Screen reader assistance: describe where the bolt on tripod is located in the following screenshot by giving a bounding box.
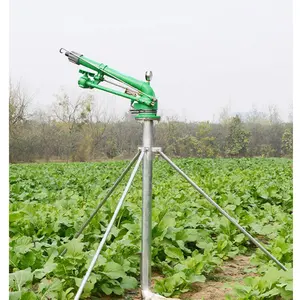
[59,49,287,300]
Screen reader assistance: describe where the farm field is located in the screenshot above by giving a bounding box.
[9,157,293,299]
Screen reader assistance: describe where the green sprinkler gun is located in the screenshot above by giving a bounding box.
[59,48,160,120]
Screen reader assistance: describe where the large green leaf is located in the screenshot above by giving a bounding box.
[165,246,184,261]
[64,238,85,256]
[120,276,138,289]
[9,291,22,300]
[11,237,33,255]
[102,262,126,279]
[20,291,37,300]
[33,261,57,279]
[38,278,62,298]
[9,268,33,291]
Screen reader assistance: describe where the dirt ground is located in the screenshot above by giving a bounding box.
[179,255,256,300]
[99,255,257,300]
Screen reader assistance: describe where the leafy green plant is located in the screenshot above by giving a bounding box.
[225,267,293,299]
[9,158,293,298]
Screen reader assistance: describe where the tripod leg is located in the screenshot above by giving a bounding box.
[158,151,287,271]
[74,150,145,300]
[60,151,140,257]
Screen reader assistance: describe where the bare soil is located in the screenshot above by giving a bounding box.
[97,255,257,300]
[180,255,257,300]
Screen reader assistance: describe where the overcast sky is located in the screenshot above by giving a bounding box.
[9,0,292,122]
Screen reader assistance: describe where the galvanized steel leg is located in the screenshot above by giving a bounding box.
[74,150,145,300]
[60,152,140,257]
[158,151,287,271]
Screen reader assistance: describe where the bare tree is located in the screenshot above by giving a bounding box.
[87,101,111,159]
[288,104,293,123]
[52,90,93,161]
[218,104,231,124]
[268,105,282,124]
[53,90,92,129]
[9,81,36,162]
[245,105,268,124]
[9,80,33,135]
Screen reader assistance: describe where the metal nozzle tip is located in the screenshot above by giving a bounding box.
[59,48,68,54]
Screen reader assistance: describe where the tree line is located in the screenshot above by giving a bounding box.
[9,82,293,163]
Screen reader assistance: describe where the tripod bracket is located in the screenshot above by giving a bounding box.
[138,147,162,152]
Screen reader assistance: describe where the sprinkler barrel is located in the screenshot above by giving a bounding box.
[60,48,160,120]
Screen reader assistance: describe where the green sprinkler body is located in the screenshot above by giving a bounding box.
[60,49,160,121]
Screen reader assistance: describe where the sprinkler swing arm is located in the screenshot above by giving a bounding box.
[59,48,160,121]
[59,49,287,300]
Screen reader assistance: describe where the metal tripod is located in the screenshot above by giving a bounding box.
[72,119,286,300]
